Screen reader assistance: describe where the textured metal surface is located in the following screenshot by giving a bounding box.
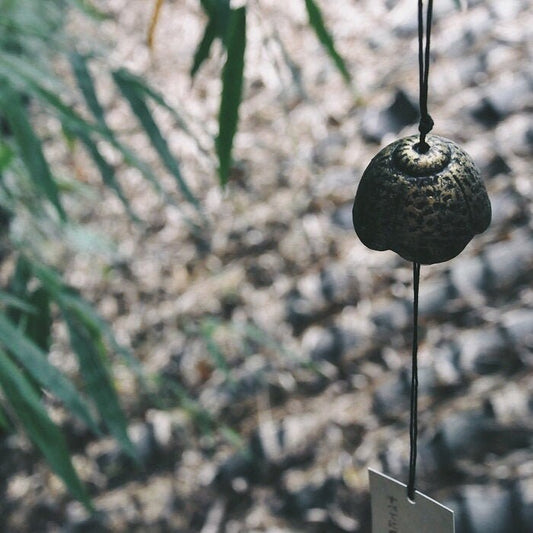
[353,134,492,264]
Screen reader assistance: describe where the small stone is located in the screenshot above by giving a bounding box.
[371,299,411,332]
[332,203,354,231]
[418,278,455,318]
[503,309,533,351]
[461,485,518,533]
[456,327,511,375]
[361,89,418,143]
[450,255,488,301]
[301,326,344,363]
[517,477,533,528]
[373,370,409,419]
[485,233,533,292]
[250,414,323,469]
[489,188,523,228]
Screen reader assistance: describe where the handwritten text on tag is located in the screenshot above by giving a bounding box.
[369,469,454,533]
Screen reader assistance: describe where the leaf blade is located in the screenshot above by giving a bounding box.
[69,52,107,128]
[63,314,138,463]
[304,0,351,85]
[0,347,93,509]
[113,69,200,209]
[190,15,218,78]
[216,6,246,187]
[1,88,67,220]
[0,313,99,434]
[72,128,141,222]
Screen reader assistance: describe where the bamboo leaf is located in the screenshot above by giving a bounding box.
[0,402,10,431]
[30,260,147,388]
[1,52,188,201]
[216,6,246,187]
[304,0,351,85]
[72,128,141,222]
[191,15,218,77]
[113,69,199,209]
[63,314,138,463]
[111,69,212,162]
[0,347,93,510]
[6,256,32,324]
[0,88,67,220]
[25,287,52,353]
[0,52,66,97]
[0,290,37,314]
[0,313,99,434]
[69,52,107,129]
[200,0,231,38]
[0,142,13,172]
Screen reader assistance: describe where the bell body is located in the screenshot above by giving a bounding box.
[353,134,491,264]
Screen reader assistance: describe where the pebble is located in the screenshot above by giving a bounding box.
[449,484,521,533]
[331,202,354,231]
[250,414,323,469]
[484,232,533,293]
[360,89,418,143]
[371,299,411,332]
[450,255,488,302]
[502,309,533,352]
[301,326,344,363]
[456,327,511,375]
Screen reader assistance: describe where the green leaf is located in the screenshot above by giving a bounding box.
[9,256,32,297]
[112,68,211,162]
[63,314,139,463]
[0,52,66,97]
[216,6,246,187]
[304,0,351,85]
[0,88,67,220]
[1,52,191,203]
[0,290,37,314]
[69,52,145,218]
[191,15,218,77]
[0,142,14,173]
[30,260,148,389]
[112,69,200,209]
[0,402,10,431]
[72,128,141,222]
[25,287,52,352]
[69,52,107,129]
[0,313,99,434]
[0,347,93,510]
[6,256,32,324]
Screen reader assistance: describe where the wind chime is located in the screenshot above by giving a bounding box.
[352,1,491,530]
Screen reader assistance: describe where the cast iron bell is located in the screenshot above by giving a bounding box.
[352,134,491,264]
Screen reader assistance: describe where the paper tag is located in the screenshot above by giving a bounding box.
[369,469,454,533]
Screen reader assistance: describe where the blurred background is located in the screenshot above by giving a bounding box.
[0,0,531,531]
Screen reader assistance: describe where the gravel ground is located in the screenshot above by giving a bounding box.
[1,0,532,531]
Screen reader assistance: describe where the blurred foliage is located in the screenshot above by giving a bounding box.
[186,0,352,185]
[0,0,198,509]
[0,0,356,511]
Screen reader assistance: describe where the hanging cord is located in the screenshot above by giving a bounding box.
[417,0,434,152]
[407,261,421,501]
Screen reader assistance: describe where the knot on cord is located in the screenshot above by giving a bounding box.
[417,113,434,152]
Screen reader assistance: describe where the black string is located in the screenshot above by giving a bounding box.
[417,0,434,153]
[407,261,420,501]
